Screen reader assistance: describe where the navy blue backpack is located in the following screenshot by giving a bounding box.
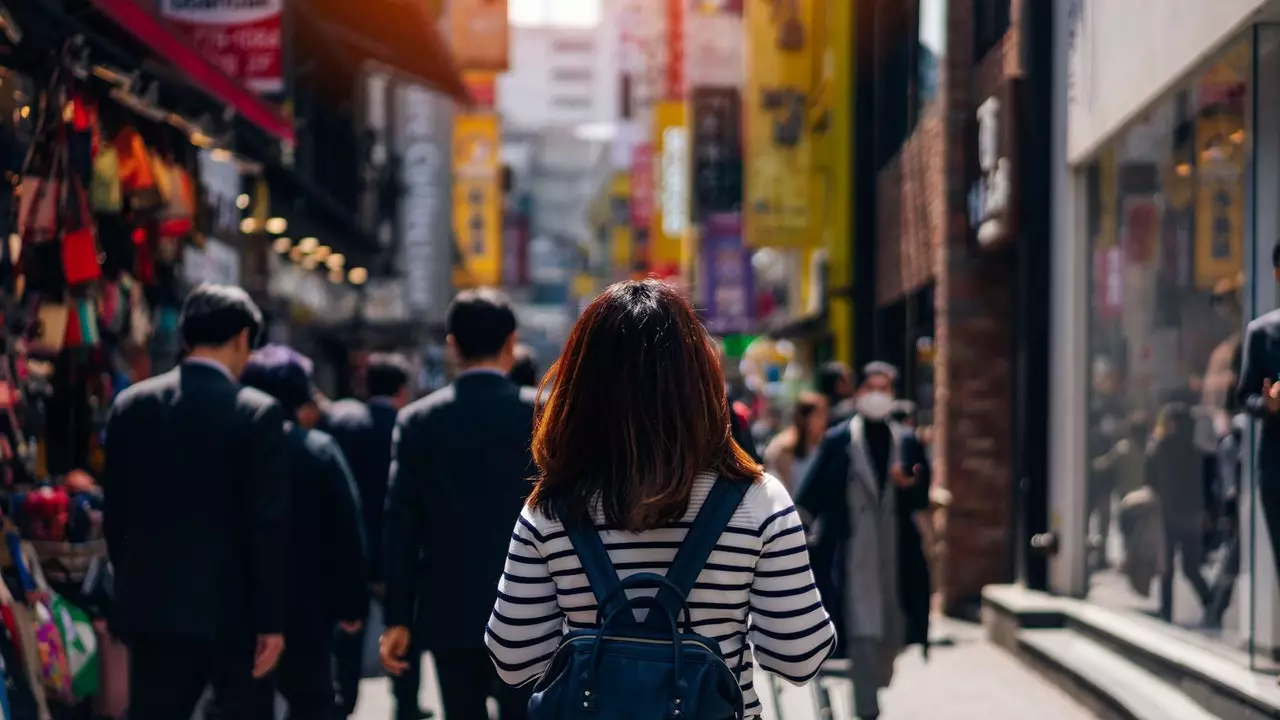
[528,477,749,720]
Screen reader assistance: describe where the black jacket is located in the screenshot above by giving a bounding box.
[383,372,537,649]
[282,424,368,644]
[795,420,932,652]
[323,398,397,581]
[1239,308,1280,483]
[103,362,290,640]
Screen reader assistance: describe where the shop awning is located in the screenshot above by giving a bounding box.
[87,0,294,143]
[298,0,469,104]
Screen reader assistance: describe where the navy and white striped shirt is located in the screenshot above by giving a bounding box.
[484,473,837,717]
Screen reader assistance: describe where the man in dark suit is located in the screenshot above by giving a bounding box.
[103,284,289,719]
[240,344,369,718]
[325,353,432,718]
[1237,239,1280,611]
[382,289,536,720]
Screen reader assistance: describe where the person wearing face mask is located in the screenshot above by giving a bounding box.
[795,362,933,720]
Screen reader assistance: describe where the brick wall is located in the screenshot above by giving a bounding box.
[873,0,1022,613]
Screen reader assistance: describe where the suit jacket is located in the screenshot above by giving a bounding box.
[282,424,368,647]
[103,362,289,641]
[383,371,537,649]
[323,398,397,581]
[1238,308,1280,483]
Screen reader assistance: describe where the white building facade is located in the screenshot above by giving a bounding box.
[1051,0,1280,663]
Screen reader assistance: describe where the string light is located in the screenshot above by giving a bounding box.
[347,267,368,285]
[312,245,331,261]
[236,194,250,210]
[301,255,319,270]
[328,268,345,284]
[289,245,305,262]
[325,253,345,270]
[264,217,288,234]
[272,237,291,254]
[239,218,257,234]
[298,237,319,253]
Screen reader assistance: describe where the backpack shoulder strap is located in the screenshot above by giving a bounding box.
[567,520,635,625]
[646,476,750,630]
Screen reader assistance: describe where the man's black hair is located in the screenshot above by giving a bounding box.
[816,361,851,402]
[446,287,517,361]
[366,353,412,398]
[179,283,263,350]
[241,345,313,415]
[1272,237,1280,270]
[508,345,538,387]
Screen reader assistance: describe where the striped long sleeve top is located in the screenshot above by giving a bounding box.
[485,472,837,718]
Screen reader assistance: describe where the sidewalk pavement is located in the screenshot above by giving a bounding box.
[349,620,1094,719]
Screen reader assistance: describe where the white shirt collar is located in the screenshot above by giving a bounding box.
[184,357,236,382]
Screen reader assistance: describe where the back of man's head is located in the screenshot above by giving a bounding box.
[508,345,538,387]
[366,352,412,400]
[816,361,852,402]
[241,344,314,416]
[180,283,263,351]
[446,288,517,362]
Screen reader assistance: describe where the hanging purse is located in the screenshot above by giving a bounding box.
[16,138,63,241]
[61,176,102,286]
[88,144,122,214]
[3,533,72,704]
[158,163,194,239]
[113,128,161,215]
[27,304,69,358]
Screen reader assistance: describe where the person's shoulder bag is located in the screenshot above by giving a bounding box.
[529,476,749,720]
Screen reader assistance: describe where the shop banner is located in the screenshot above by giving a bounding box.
[631,143,655,230]
[685,0,744,89]
[690,87,742,221]
[1093,246,1124,320]
[161,0,283,94]
[652,101,688,268]
[610,172,633,278]
[452,112,503,288]
[744,0,814,247]
[665,0,685,99]
[394,82,454,318]
[445,0,510,72]
[1194,116,1244,290]
[700,213,753,335]
[197,149,241,242]
[463,71,498,109]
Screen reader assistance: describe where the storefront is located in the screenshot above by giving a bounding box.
[1050,0,1280,669]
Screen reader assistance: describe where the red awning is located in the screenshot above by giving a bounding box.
[89,0,294,143]
[301,0,470,105]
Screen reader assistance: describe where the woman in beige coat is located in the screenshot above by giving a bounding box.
[765,391,829,495]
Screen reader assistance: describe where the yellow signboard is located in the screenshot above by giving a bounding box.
[744,0,815,248]
[651,100,688,270]
[1195,116,1245,289]
[452,112,502,289]
[610,172,632,277]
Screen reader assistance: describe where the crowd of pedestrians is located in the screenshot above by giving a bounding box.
[99,279,938,719]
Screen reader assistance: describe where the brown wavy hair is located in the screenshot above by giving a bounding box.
[529,280,761,531]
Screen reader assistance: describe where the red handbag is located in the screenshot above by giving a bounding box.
[61,178,102,285]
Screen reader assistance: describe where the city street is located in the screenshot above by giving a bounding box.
[348,621,1095,719]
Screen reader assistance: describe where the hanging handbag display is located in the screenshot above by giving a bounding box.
[0,569,51,720]
[27,304,68,358]
[88,145,121,214]
[2,533,71,704]
[60,177,102,286]
[158,163,194,240]
[113,128,161,215]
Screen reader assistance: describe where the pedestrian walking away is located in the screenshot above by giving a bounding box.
[382,288,538,720]
[238,344,369,719]
[325,352,434,718]
[102,284,289,719]
[484,280,837,719]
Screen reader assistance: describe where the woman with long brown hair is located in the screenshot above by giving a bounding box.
[765,391,830,495]
[485,280,835,718]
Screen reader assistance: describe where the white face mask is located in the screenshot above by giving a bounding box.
[857,391,894,421]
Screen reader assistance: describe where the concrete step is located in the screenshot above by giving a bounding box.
[1020,627,1222,720]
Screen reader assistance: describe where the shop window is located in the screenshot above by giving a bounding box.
[914,0,947,115]
[1082,36,1251,654]
[972,0,1009,61]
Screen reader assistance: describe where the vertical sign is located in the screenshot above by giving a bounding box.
[700,213,753,334]
[610,173,633,279]
[744,0,814,247]
[161,0,283,94]
[652,101,689,271]
[1194,116,1244,289]
[395,83,454,318]
[445,0,510,71]
[452,113,502,288]
[690,87,742,220]
[631,143,655,230]
[685,0,745,88]
[665,0,686,99]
